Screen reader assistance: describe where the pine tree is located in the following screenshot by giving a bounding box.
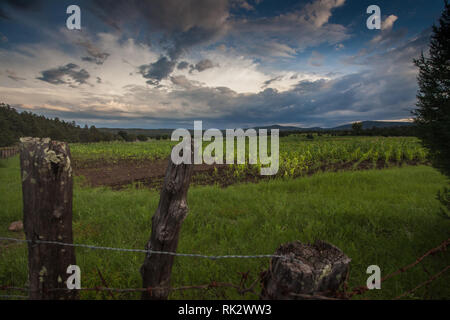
[413,0,450,177]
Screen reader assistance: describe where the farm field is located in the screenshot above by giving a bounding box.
[0,136,449,300]
[70,136,429,189]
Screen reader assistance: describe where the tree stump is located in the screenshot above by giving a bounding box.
[140,146,194,300]
[260,240,351,300]
[20,137,77,300]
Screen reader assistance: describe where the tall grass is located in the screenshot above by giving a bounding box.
[0,156,449,299]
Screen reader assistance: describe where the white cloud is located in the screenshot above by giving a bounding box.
[302,0,346,28]
[228,0,349,57]
[371,14,400,44]
[381,15,398,31]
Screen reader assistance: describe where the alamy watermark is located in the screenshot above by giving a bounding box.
[171,121,279,176]
[66,5,81,30]
[366,265,381,289]
[367,5,381,30]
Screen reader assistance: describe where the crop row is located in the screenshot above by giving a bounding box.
[70,136,428,177]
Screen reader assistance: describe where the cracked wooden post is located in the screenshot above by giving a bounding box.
[260,240,351,300]
[140,145,194,300]
[20,137,78,300]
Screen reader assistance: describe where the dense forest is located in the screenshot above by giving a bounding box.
[0,103,118,147]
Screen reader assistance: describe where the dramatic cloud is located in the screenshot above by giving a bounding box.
[87,0,351,87]
[262,76,283,89]
[232,0,256,11]
[91,0,229,59]
[37,63,90,86]
[11,29,426,128]
[228,0,349,58]
[177,61,190,70]
[371,14,404,46]
[302,0,345,28]
[138,56,176,84]
[170,75,203,89]
[0,0,441,128]
[76,39,110,65]
[190,59,216,73]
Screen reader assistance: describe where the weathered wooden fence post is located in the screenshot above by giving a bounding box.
[260,240,351,300]
[20,137,78,300]
[140,146,194,300]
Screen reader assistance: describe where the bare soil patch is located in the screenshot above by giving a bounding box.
[73,158,424,191]
[74,158,227,190]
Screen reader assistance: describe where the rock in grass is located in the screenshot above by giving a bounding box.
[8,221,23,232]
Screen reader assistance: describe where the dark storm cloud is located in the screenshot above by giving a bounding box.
[26,26,426,128]
[21,63,419,128]
[89,0,351,83]
[177,61,189,70]
[90,0,229,58]
[37,63,90,86]
[90,0,229,82]
[220,32,429,126]
[21,24,429,128]
[161,31,427,126]
[138,56,177,84]
[262,76,283,89]
[81,56,97,64]
[189,59,216,73]
[76,39,110,65]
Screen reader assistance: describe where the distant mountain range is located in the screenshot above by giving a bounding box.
[255,121,414,131]
[99,121,414,136]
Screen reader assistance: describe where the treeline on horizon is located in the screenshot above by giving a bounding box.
[0,103,118,147]
[0,103,419,147]
[278,125,419,138]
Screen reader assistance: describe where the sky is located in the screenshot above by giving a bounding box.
[0,0,446,129]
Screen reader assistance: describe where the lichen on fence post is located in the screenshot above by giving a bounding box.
[260,240,351,300]
[140,145,194,300]
[20,137,78,300]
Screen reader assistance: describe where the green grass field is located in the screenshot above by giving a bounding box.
[1,152,449,300]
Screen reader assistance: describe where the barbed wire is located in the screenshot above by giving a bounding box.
[0,272,261,299]
[2,264,448,300]
[393,265,449,300]
[0,236,300,263]
[1,237,448,300]
[341,238,449,299]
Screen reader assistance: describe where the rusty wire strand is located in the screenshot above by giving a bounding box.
[1,238,448,300]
